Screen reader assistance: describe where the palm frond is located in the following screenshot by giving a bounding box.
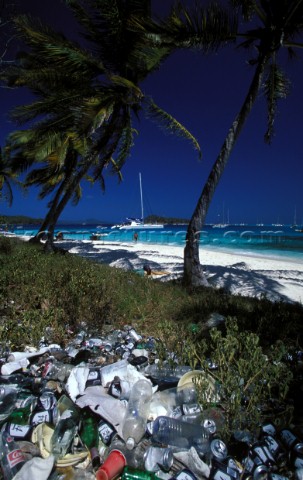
[14,15,105,75]
[130,1,237,52]
[145,97,201,158]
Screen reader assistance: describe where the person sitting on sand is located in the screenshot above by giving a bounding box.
[143,264,169,277]
[56,231,64,240]
[143,264,152,276]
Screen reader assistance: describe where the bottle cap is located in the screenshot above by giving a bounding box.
[126,437,135,450]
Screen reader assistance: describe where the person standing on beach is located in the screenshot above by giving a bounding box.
[134,232,138,242]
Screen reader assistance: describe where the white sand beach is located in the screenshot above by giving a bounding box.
[57,239,303,304]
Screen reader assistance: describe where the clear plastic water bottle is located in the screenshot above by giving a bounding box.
[151,415,210,454]
[0,431,26,479]
[122,379,153,450]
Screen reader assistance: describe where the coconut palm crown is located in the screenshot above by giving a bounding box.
[1,0,201,242]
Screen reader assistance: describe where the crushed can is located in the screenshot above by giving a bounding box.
[242,456,269,480]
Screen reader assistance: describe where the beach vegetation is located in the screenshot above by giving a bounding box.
[0,237,301,440]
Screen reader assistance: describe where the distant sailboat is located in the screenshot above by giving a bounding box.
[112,173,164,230]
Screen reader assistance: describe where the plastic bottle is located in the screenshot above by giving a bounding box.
[151,415,210,454]
[50,394,81,458]
[42,360,73,382]
[122,379,153,450]
[0,431,26,479]
[149,384,197,419]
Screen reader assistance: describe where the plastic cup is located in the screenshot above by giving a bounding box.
[96,449,126,480]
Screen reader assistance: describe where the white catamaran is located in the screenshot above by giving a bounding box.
[112,173,163,230]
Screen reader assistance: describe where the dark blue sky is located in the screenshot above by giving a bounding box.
[1,0,302,225]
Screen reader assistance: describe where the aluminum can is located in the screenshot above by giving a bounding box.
[98,419,115,445]
[249,441,276,468]
[171,468,198,480]
[279,429,303,452]
[211,460,240,480]
[261,422,277,437]
[30,407,58,426]
[203,418,217,435]
[262,434,286,464]
[182,403,201,416]
[269,474,290,480]
[37,391,57,410]
[128,328,142,342]
[144,445,173,472]
[85,367,102,387]
[242,456,269,480]
[210,438,228,461]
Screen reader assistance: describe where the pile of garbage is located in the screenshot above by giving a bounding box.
[0,325,302,480]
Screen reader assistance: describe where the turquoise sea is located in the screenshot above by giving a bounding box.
[9,223,303,261]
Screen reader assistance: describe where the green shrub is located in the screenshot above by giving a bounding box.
[192,318,293,440]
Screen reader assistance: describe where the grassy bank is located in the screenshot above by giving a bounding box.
[0,236,302,351]
[0,235,302,437]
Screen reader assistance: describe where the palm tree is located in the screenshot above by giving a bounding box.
[2,1,201,246]
[182,0,303,286]
[136,0,303,286]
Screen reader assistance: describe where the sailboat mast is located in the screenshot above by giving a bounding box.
[139,172,144,221]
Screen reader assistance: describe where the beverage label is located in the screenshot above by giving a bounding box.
[31,410,51,425]
[213,470,233,480]
[262,423,276,436]
[7,449,25,468]
[182,403,201,415]
[243,456,254,473]
[6,423,31,439]
[98,421,115,445]
[87,370,100,380]
[253,445,274,464]
[263,435,280,455]
[280,429,296,448]
[174,468,197,480]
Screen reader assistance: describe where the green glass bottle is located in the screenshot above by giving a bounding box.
[7,403,32,425]
[121,466,160,480]
[80,407,101,471]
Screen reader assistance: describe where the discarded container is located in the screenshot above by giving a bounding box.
[122,379,153,449]
[95,449,126,480]
[50,395,81,459]
[151,415,210,454]
[0,431,26,479]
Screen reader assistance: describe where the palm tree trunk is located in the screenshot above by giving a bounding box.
[183,52,269,286]
[29,178,70,243]
[44,159,95,249]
